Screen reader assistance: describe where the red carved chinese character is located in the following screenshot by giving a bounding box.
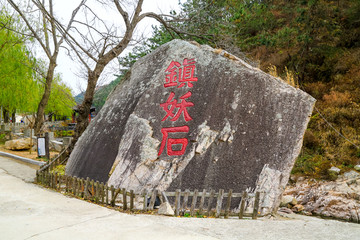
[160,92,177,121]
[164,61,181,88]
[164,58,198,88]
[178,58,198,88]
[160,91,194,122]
[158,126,189,156]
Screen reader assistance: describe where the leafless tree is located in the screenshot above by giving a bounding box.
[4,0,85,134]
[41,0,193,153]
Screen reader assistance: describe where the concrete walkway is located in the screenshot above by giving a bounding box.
[0,156,359,240]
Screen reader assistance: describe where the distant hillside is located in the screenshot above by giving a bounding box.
[74,75,123,112]
[74,92,84,105]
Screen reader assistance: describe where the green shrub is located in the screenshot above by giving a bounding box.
[50,165,65,175]
[0,133,6,144]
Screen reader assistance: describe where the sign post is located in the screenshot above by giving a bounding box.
[37,136,46,157]
[45,132,50,160]
[37,133,50,160]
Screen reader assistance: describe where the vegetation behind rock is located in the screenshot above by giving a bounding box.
[88,0,360,180]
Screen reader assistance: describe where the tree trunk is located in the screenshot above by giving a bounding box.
[66,36,132,156]
[34,58,57,135]
[11,112,16,123]
[67,70,99,153]
[3,109,9,123]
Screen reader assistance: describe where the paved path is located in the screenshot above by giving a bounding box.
[0,156,359,240]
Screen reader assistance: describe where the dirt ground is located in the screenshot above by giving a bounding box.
[0,144,59,161]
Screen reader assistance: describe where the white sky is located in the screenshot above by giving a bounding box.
[53,0,183,95]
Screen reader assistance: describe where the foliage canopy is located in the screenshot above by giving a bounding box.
[0,9,75,121]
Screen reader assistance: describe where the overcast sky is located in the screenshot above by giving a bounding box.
[53,0,183,95]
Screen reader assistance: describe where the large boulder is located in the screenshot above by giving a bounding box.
[66,39,315,214]
[5,138,32,150]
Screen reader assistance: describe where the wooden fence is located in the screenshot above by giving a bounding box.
[39,147,69,172]
[36,170,262,219]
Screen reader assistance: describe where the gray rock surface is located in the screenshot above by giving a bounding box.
[66,39,315,214]
[343,170,360,180]
[280,195,297,207]
[50,140,63,152]
[158,202,175,216]
[23,129,34,138]
[284,173,360,222]
[329,166,341,174]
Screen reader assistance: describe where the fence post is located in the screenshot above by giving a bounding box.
[130,190,134,211]
[95,181,100,203]
[122,188,127,210]
[46,172,49,186]
[62,175,65,192]
[100,183,105,204]
[114,188,121,206]
[111,188,120,207]
[39,171,43,184]
[48,173,51,187]
[110,185,115,206]
[72,177,76,195]
[143,190,148,211]
[58,174,62,192]
[199,189,206,215]
[65,176,68,193]
[43,172,47,186]
[174,189,181,216]
[215,189,224,218]
[206,189,215,217]
[224,189,233,219]
[54,173,58,190]
[239,191,247,219]
[45,132,50,161]
[84,177,90,199]
[252,191,260,220]
[74,177,77,196]
[78,178,83,197]
[79,178,84,198]
[36,170,39,183]
[68,176,72,193]
[90,180,95,199]
[52,173,55,188]
[69,176,72,193]
[75,177,79,196]
[76,177,80,196]
[182,189,190,215]
[148,189,157,210]
[105,185,109,205]
[190,189,199,217]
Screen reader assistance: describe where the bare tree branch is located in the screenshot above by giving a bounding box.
[114,0,130,29]
[7,0,51,58]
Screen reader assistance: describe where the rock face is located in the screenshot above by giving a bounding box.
[65,39,315,214]
[158,202,175,216]
[5,138,32,150]
[284,172,360,222]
